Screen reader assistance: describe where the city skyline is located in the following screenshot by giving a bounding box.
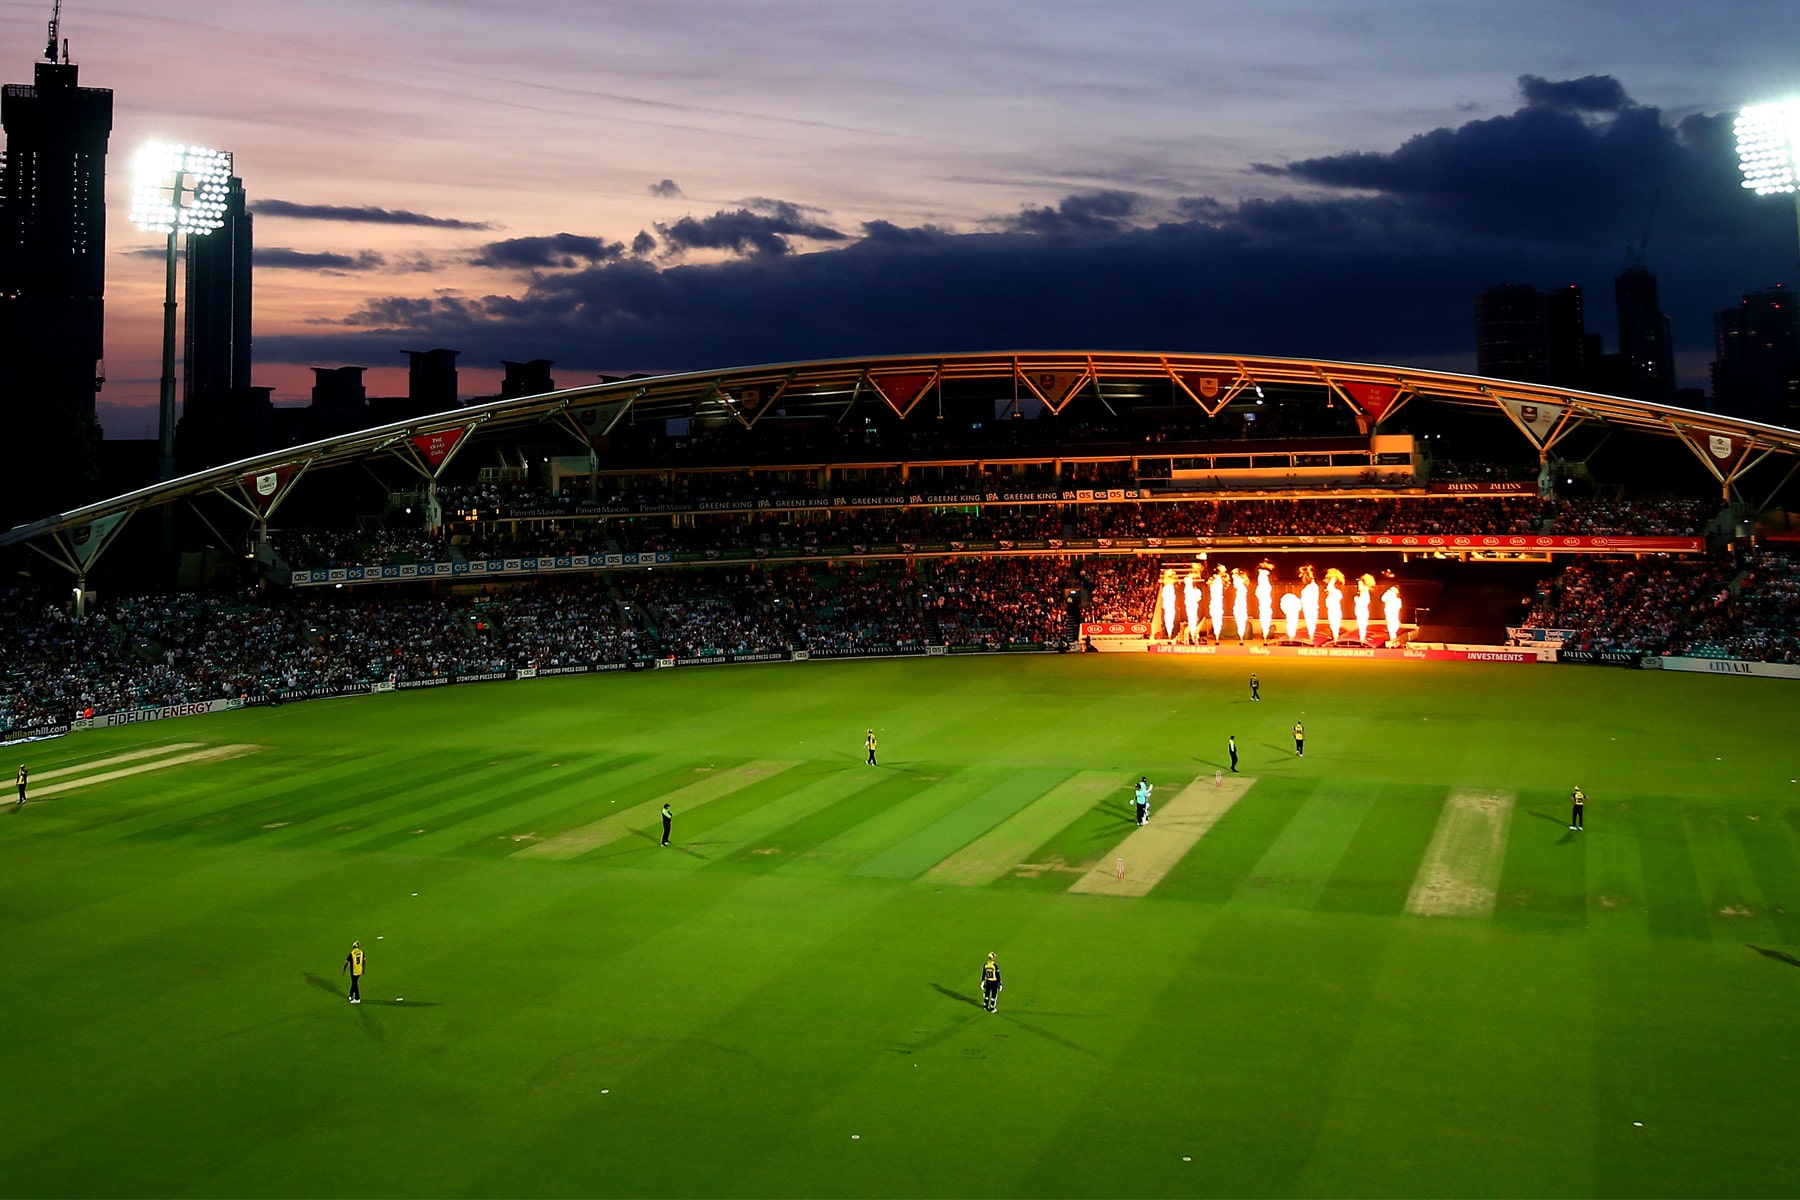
[4,0,1797,436]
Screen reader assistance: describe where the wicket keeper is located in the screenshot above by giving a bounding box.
[981,953,1003,1012]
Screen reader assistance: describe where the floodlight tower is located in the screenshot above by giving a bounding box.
[130,141,232,481]
[1735,98,1800,283]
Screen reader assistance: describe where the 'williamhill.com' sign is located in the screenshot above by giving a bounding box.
[292,553,674,586]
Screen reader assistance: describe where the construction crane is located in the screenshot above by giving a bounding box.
[44,0,69,63]
[1623,190,1660,271]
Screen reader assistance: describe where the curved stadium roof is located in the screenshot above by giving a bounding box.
[5,350,1798,557]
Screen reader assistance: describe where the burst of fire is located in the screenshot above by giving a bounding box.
[1354,574,1375,645]
[1148,562,1405,647]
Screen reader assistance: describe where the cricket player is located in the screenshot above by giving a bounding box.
[865,729,878,766]
[1570,787,1585,831]
[661,803,673,846]
[15,764,26,806]
[980,953,1003,1012]
[1250,673,1260,701]
[1228,735,1239,773]
[1133,776,1152,825]
[1293,721,1305,757]
[342,941,365,1004]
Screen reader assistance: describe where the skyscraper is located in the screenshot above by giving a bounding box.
[176,173,265,470]
[1614,265,1675,404]
[0,31,112,525]
[1712,286,1800,425]
[1475,284,1588,387]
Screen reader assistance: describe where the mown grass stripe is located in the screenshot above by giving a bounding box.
[262,755,558,849]
[1634,796,1711,940]
[341,753,624,854]
[1491,791,1587,932]
[1229,781,1380,911]
[1313,786,1444,916]
[926,770,1120,887]
[31,745,259,801]
[26,744,205,783]
[124,748,444,843]
[853,767,1071,880]
[518,760,791,860]
[1684,806,1781,944]
[710,768,949,875]
[627,762,886,873]
[769,765,1007,877]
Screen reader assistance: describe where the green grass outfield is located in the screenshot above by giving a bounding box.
[3,654,1798,1198]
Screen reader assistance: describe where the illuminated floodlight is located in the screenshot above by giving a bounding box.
[130,141,234,234]
[1735,99,1800,196]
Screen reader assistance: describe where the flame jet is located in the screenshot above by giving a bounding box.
[1280,591,1302,640]
[1183,570,1203,644]
[1383,585,1403,644]
[1256,562,1274,640]
[1231,568,1251,642]
[1161,572,1178,640]
[1208,566,1227,643]
[1354,574,1375,644]
[1299,565,1320,642]
[1325,568,1346,642]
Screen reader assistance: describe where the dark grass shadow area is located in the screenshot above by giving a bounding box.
[930,982,982,1009]
[1749,944,1800,969]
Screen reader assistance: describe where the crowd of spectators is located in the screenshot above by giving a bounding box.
[1542,496,1715,537]
[274,494,1718,570]
[1664,551,1800,664]
[0,559,1085,734]
[1517,556,1739,654]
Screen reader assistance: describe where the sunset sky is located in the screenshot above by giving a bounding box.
[3,1,1797,436]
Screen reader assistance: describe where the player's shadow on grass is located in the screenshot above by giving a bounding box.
[1749,945,1800,969]
[929,982,983,1009]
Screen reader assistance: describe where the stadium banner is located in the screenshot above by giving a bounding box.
[1427,481,1537,494]
[238,465,302,516]
[288,553,674,586]
[79,696,246,730]
[2,723,71,744]
[1507,627,1578,644]
[1656,656,1800,680]
[396,676,451,690]
[410,428,466,471]
[1554,649,1644,668]
[1402,645,1550,663]
[1081,621,1151,637]
[1497,397,1570,448]
[806,645,930,660]
[1366,534,1703,553]
[926,645,948,656]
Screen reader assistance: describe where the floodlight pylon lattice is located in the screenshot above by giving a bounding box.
[131,140,235,491]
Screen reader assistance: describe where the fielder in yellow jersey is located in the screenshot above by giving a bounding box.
[342,941,365,1004]
[980,953,1003,1012]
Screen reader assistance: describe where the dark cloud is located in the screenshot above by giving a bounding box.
[469,233,625,270]
[631,230,658,257]
[256,247,387,271]
[995,190,1144,235]
[1519,73,1632,113]
[648,179,683,198]
[256,79,1792,393]
[253,200,494,230]
[655,200,846,258]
